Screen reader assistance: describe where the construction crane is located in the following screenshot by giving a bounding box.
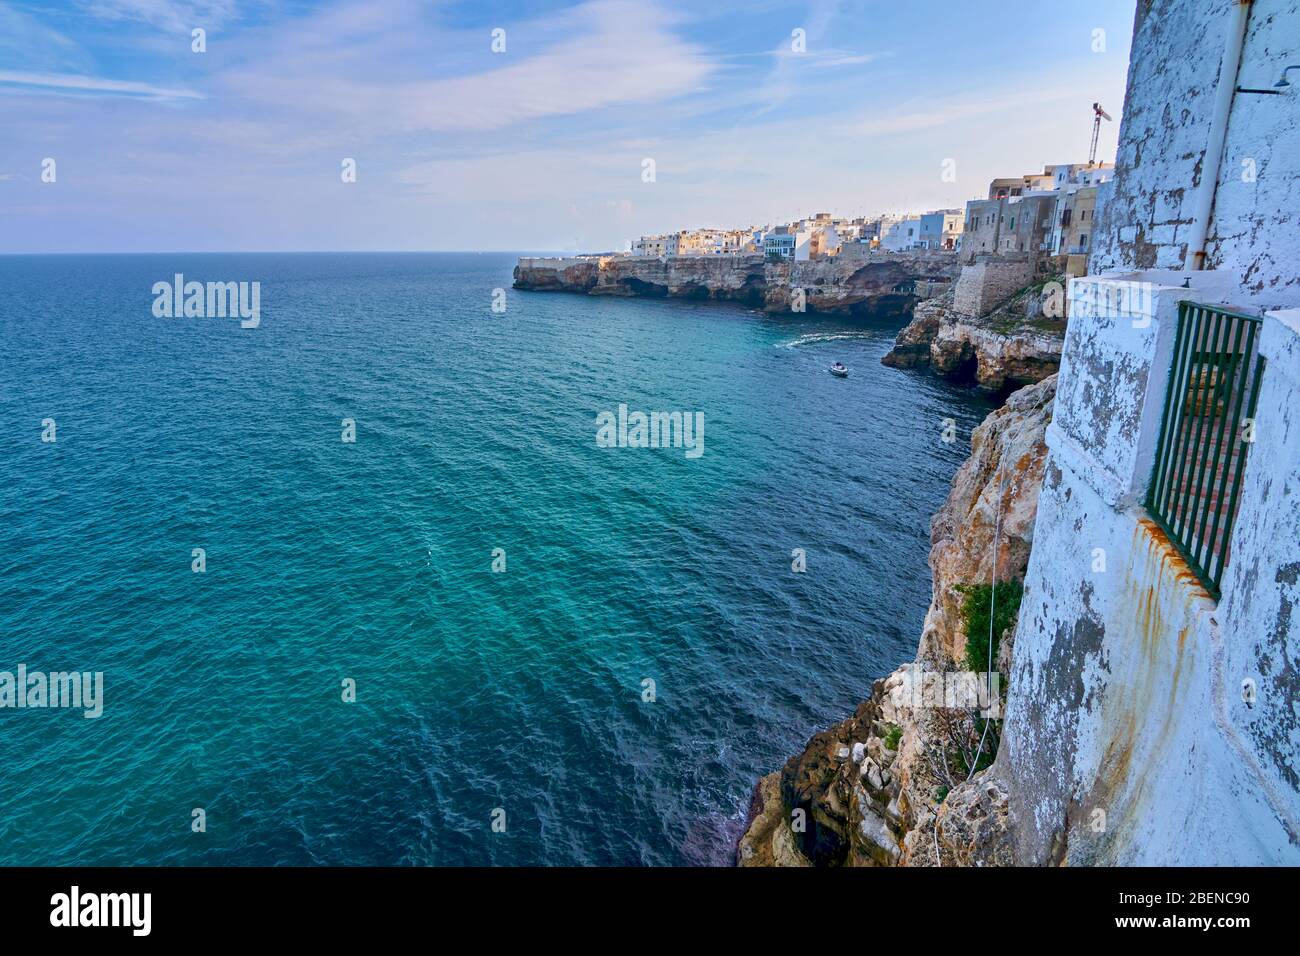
[1089,102,1113,165]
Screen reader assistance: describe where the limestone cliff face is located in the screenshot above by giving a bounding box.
[903,774,1018,866]
[883,269,1065,394]
[918,375,1056,664]
[738,676,908,867]
[511,258,602,293]
[929,321,1062,394]
[738,375,1057,867]
[514,254,960,316]
[880,289,949,369]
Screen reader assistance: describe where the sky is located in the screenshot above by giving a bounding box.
[0,0,1137,253]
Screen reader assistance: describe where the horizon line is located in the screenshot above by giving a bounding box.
[0,249,584,257]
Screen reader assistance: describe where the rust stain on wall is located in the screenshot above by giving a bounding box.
[1086,518,1205,860]
[1136,517,1213,600]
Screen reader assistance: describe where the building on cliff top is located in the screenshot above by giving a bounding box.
[988,163,1113,200]
[999,0,1300,865]
[880,217,924,252]
[630,233,679,257]
[1049,186,1100,258]
[916,210,964,250]
[961,161,1113,261]
[961,193,1056,256]
[630,227,761,257]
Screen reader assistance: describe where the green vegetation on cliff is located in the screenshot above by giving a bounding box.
[957,580,1024,675]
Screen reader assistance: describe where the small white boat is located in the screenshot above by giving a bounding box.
[830,362,849,377]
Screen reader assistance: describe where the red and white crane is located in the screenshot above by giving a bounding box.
[1089,102,1112,165]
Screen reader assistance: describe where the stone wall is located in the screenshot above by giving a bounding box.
[951,258,1036,318]
[1090,0,1300,310]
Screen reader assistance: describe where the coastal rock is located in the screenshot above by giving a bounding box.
[885,266,1066,394]
[511,258,601,293]
[903,774,1017,867]
[864,758,885,790]
[735,677,913,867]
[779,711,864,865]
[736,771,812,867]
[851,784,902,866]
[764,258,927,317]
[918,374,1056,664]
[514,252,961,317]
[880,289,949,368]
[930,319,1063,394]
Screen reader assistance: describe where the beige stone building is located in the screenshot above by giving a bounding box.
[631,234,679,256]
[1051,185,1100,256]
[963,162,1114,260]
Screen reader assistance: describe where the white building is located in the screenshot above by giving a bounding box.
[763,227,814,260]
[880,217,923,252]
[832,218,868,243]
[812,223,842,257]
[916,210,964,250]
[631,234,679,257]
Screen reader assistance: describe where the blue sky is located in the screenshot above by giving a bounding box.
[0,0,1136,252]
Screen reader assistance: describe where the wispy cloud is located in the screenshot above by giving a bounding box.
[0,1,94,73]
[839,84,1084,138]
[0,70,203,100]
[0,0,1137,253]
[220,0,715,134]
[807,51,882,69]
[78,0,238,32]
[750,0,883,114]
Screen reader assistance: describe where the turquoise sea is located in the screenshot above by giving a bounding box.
[0,252,990,865]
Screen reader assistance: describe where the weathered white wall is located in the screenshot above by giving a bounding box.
[1091,0,1300,310]
[1217,308,1300,819]
[1000,274,1300,864]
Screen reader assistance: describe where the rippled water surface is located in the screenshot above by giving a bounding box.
[0,252,991,865]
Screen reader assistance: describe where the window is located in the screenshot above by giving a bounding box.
[1145,303,1267,599]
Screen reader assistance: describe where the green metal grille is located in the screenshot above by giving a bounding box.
[1145,302,1266,600]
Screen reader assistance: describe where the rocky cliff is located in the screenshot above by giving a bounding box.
[878,288,949,368]
[738,374,1057,867]
[513,253,961,317]
[883,268,1066,395]
[917,375,1056,664]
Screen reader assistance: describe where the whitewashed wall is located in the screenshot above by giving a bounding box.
[1091,0,1300,310]
[999,273,1300,864]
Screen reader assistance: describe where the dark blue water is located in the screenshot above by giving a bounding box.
[0,252,990,865]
